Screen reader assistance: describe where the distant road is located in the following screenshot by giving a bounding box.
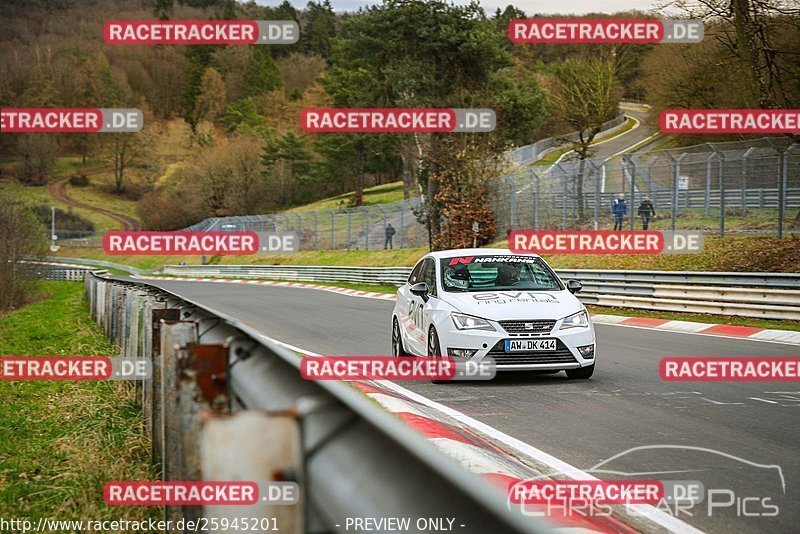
[46,169,141,231]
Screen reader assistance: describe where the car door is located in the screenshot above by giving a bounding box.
[406,258,437,355]
[397,258,425,354]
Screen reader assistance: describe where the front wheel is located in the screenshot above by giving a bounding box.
[392,317,410,358]
[427,327,441,357]
[566,364,594,379]
[428,327,448,384]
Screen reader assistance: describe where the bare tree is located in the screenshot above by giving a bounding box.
[658,0,800,111]
[550,55,621,223]
[0,198,47,312]
[17,134,59,185]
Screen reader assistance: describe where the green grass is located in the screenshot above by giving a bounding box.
[55,234,800,273]
[0,179,115,232]
[54,246,430,270]
[285,181,407,213]
[66,174,140,221]
[1,156,140,231]
[0,283,157,520]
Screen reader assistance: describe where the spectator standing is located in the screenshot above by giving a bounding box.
[385,223,396,249]
[637,195,656,230]
[612,193,627,231]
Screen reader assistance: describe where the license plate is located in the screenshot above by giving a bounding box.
[504,339,557,352]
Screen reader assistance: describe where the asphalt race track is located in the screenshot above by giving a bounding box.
[135,278,799,534]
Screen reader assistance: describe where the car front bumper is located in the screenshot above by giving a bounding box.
[436,316,596,371]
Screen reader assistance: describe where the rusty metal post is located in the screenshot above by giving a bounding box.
[150,308,181,463]
[177,342,230,525]
[202,412,303,534]
[160,320,197,529]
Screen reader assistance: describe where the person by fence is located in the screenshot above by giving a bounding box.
[385,223,396,249]
[637,195,656,230]
[612,193,627,231]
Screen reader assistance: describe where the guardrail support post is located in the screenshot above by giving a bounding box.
[160,320,197,528]
[150,308,181,464]
[202,411,303,534]
[178,342,230,525]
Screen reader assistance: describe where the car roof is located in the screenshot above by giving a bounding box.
[426,248,541,259]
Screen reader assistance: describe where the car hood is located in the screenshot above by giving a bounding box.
[439,289,582,321]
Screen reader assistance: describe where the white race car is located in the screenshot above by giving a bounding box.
[391,249,596,379]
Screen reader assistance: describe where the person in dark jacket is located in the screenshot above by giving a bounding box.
[638,195,657,230]
[385,223,396,249]
[612,193,627,231]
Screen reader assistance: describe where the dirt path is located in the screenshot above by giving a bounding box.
[46,168,141,231]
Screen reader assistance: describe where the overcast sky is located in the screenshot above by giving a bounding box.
[254,0,662,15]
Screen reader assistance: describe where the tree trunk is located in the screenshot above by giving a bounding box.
[732,0,775,109]
[355,146,365,207]
[399,143,416,200]
[426,135,442,250]
[115,142,126,193]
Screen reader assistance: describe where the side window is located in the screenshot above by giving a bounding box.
[420,258,437,297]
[408,259,425,285]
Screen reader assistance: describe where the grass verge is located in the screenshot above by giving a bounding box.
[285,181,407,213]
[57,235,800,273]
[0,282,157,521]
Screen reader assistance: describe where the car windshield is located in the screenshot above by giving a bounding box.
[440,255,563,292]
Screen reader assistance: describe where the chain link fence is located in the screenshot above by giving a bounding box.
[55,134,799,249]
[494,137,800,238]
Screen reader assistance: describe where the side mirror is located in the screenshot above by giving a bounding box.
[410,282,429,301]
[567,280,583,294]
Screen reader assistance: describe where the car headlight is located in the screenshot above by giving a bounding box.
[451,313,495,331]
[560,310,589,330]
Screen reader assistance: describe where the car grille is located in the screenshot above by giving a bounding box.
[499,319,556,335]
[487,339,577,366]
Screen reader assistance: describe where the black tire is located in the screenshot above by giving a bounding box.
[392,317,410,358]
[566,364,595,379]
[427,326,441,358]
[428,327,448,384]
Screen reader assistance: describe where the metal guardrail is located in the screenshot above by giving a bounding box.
[18,262,91,282]
[34,256,145,274]
[84,270,545,534]
[158,265,800,321]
